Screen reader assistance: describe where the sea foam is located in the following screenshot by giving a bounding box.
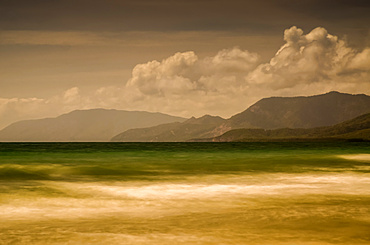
[338,154,370,161]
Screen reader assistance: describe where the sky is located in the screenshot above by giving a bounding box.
[0,0,370,128]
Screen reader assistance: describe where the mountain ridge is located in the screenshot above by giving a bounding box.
[111,114,226,142]
[111,91,370,142]
[224,91,370,129]
[0,109,186,142]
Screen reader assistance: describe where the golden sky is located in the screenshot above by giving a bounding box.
[0,0,369,128]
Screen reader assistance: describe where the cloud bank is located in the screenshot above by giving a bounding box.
[1,26,369,129]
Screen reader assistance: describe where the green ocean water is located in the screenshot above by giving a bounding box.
[1,142,370,244]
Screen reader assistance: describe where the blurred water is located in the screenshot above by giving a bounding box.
[0,142,369,244]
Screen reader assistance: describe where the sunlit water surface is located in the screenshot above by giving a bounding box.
[1,142,369,244]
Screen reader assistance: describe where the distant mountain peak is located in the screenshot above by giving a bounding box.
[326,91,340,94]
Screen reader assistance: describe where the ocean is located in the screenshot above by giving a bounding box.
[1,142,369,244]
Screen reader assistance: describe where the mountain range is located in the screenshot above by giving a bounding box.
[0,109,186,142]
[112,91,370,142]
[1,91,369,142]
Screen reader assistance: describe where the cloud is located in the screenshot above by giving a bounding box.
[127,51,199,96]
[246,26,365,89]
[127,47,259,95]
[1,26,369,129]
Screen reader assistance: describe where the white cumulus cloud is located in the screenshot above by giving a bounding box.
[247,26,369,91]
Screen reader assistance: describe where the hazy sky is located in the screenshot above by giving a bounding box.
[1,0,370,128]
